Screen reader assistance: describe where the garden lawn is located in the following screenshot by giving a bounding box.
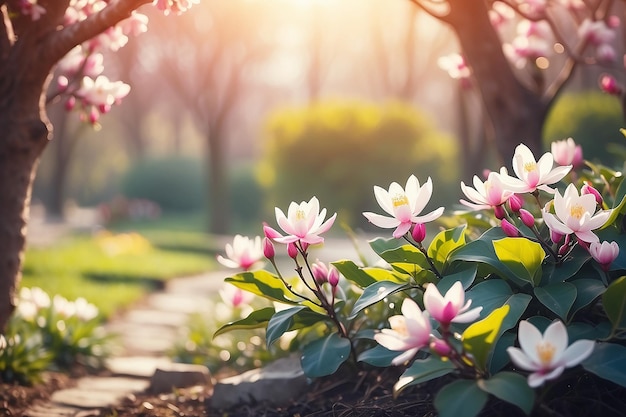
[22,229,215,318]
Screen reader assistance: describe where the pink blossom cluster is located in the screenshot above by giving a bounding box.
[578,18,619,63]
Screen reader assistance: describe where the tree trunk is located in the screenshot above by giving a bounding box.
[0,111,49,331]
[447,0,548,163]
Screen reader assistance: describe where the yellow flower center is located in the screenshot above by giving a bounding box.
[392,194,409,208]
[295,209,306,220]
[524,162,537,172]
[536,342,556,365]
[570,204,585,219]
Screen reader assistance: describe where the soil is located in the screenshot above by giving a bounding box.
[3,368,626,417]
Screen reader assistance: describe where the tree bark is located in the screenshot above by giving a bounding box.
[447,0,548,163]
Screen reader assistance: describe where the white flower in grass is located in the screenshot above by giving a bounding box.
[363,175,443,239]
[542,184,611,243]
[507,320,595,388]
[374,298,432,365]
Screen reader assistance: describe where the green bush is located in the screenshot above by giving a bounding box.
[120,156,206,212]
[257,100,458,229]
[543,91,624,166]
[229,162,265,232]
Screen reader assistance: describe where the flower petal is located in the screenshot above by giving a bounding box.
[561,339,595,367]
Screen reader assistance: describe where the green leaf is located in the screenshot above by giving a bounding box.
[533,282,577,321]
[225,271,299,304]
[583,343,626,389]
[603,189,626,226]
[378,245,430,270]
[427,225,467,270]
[357,345,399,367]
[493,238,545,286]
[265,306,329,347]
[466,280,513,320]
[462,305,510,371]
[434,379,488,417]
[349,280,409,319]
[602,276,626,330]
[437,265,477,294]
[545,245,592,284]
[332,260,404,288]
[478,372,535,415]
[393,356,456,394]
[369,237,402,256]
[489,332,517,373]
[570,279,606,318]
[213,307,275,338]
[300,333,351,378]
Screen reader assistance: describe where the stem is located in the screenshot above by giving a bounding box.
[403,236,444,280]
[268,257,322,308]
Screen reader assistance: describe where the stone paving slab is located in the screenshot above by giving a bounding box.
[105,356,173,378]
[24,404,85,417]
[51,388,127,408]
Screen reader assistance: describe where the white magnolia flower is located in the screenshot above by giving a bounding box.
[374,298,432,365]
[501,144,571,193]
[363,175,444,239]
[507,320,595,387]
[217,235,265,271]
[460,170,514,211]
[423,281,482,326]
[542,184,611,243]
[274,197,336,245]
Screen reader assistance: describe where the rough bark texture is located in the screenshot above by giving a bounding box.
[447,0,548,164]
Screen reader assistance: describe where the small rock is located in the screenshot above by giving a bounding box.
[106,356,172,378]
[211,356,308,410]
[149,362,212,393]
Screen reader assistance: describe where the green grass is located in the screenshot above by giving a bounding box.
[22,221,216,318]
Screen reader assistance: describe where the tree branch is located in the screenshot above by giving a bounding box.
[406,0,451,24]
[0,5,13,64]
[41,0,152,69]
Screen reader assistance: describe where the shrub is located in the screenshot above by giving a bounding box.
[120,156,206,212]
[257,100,458,229]
[543,91,624,166]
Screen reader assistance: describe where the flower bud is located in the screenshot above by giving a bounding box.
[311,260,328,284]
[581,182,603,206]
[263,223,283,240]
[589,240,619,271]
[411,223,426,243]
[328,267,340,287]
[519,209,535,228]
[263,237,275,260]
[430,338,451,357]
[494,205,506,220]
[550,230,564,245]
[501,219,520,237]
[287,242,298,259]
[600,74,622,96]
[65,96,76,111]
[507,194,523,213]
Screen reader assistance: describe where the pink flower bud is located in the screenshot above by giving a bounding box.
[65,96,76,111]
[411,223,426,243]
[263,237,275,260]
[263,223,283,240]
[550,230,564,244]
[57,75,69,91]
[589,240,619,271]
[572,145,584,170]
[287,242,298,259]
[581,182,603,206]
[501,219,520,237]
[494,205,506,220]
[600,74,622,95]
[519,209,535,228]
[328,267,340,287]
[507,194,523,213]
[88,106,99,124]
[311,260,328,284]
[430,338,451,357]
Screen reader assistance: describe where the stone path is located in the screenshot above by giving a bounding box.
[22,207,375,417]
[23,270,224,417]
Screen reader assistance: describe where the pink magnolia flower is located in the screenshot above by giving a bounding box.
[219,284,254,308]
[504,20,552,68]
[500,144,572,193]
[374,298,432,366]
[363,175,444,239]
[18,0,46,21]
[542,184,611,243]
[76,75,131,108]
[217,235,265,271]
[460,170,514,211]
[437,53,472,88]
[274,197,336,245]
[550,138,582,168]
[599,74,622,96]
[507,320,595,387]
[589,240,619,271]
[423,281,482,327]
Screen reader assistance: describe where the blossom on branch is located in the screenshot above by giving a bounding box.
[363,175,443,239]
[274,197,336,245]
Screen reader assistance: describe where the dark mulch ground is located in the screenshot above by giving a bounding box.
[3,368,626,417]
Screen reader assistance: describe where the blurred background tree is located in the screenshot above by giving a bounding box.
[257,100,458,230]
